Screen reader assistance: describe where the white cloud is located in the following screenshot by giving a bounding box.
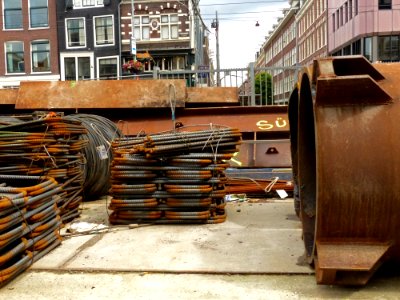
[199,0,290,69]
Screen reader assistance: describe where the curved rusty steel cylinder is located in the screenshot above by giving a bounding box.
[289,56,400,286]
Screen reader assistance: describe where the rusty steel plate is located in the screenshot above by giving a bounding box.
[289,56,400,285]
[0,89,18,105]
[110,106,289,136]
[15,80,186,109]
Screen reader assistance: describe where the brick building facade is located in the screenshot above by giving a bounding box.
[120,0,209,73]
[0,0,59,88]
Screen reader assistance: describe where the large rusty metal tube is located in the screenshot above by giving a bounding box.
[289,56,400,286]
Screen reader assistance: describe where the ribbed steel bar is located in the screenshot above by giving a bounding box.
[0,174,64,287]
[109,126,241,225]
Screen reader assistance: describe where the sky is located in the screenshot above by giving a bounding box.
[198,0,290,69]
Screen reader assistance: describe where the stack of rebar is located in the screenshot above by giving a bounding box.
[225,177,294,197]
[0,175,63,287]
[109,127,242,224]
[0,116,88,222]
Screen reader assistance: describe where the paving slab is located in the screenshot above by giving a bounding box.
[3,271,400,300]
[5,199,400,299]
[32,200,310,274]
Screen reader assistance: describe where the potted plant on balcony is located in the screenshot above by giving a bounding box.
[122,59,144,74]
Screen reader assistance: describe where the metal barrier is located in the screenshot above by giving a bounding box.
[116,65,302,106]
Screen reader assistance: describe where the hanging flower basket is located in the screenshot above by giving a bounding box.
[122,60,144,74]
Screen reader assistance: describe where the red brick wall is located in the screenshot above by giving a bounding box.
[0,1,59,76]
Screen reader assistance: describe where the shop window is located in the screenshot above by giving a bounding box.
[378,35,399,62]
[352,39,361,54]
[364,37,372,61]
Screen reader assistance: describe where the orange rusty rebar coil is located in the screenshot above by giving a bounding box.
[166,197,212,207]
[289,56,400,286]
[165,210,210,220]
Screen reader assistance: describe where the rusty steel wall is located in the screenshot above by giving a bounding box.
[290,56,400,286]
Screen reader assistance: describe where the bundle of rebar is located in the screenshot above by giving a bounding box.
[0,175,64,287]
[109,127,242,224]
[65,114,123,198]
[0,115,88,222]
[225,177,294,197]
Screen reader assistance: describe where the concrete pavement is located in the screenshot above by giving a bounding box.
[2,199,400,299]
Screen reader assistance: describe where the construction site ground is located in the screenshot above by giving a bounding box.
[2,198,400,299]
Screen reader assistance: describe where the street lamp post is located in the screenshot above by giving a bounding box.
[211,11,220,86]
[131,0,136,56]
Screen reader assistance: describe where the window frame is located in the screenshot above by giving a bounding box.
[93,15,115,47]
[133,16,150,41]
[29,0,49,29]
[364,37,372,61]
[379,0,392,10]
[65,17,87,49]
[3,0,23,30]
[31,40,50,73]
[60,52,94,81]
[349,0,353,19]
[378,35,399,62]
[5,41,25,74]
[97,55,119,79]
[73,0,104,8]
[160,13,179,40]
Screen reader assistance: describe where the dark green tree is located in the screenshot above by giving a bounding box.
[254,72,272,105]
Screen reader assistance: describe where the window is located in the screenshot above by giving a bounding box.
[349,0,353,19]
[161,14,179,40]
[94,16,114,46]
[5,41,24,73]
[133,16,150,41]
[66,18,86,47]
[98,57,118,79]
[4,0,22,29]
[378,35,399,62]
[62,54,93,81]
[345,3,348,23]
[379,0,392,9]
[343,45,351,55]
[31,40,50,72]
[352,39,361,54]
[336,10,340,29]
[355,0,358,15]
[73,0,104,8]
[172,56,184,70]
[332,13,336,32]
[364,37,372,61]
[340,6,343,26]
[30,0,48,28]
